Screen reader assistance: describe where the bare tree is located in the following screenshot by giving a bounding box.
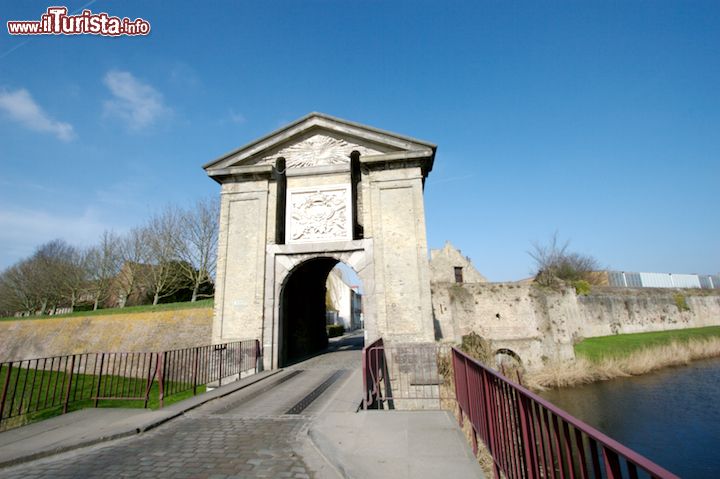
[1,197,220,314]
[30,241,60,313]
[529,232,600,287]
[144,208,185,305]
[86,231,122,310]
[0,259,41,315]
[116,228,151,308]
[0,247,62,316]
[176,197,218,302]
[31,240,83,313]
[56,244,90,311]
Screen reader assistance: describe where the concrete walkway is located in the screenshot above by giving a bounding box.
[311,411,483,478]
[0,335,483,478]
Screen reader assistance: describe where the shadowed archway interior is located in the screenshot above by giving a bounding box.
[279,257,340,366]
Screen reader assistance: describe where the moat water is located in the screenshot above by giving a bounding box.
[540,357,720,478]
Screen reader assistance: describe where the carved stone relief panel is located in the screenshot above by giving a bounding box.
[258,134,382,169]
[286,184,352,243]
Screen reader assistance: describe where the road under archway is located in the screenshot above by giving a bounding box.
[279,257,363,366]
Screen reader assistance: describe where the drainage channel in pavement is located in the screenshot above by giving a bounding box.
[211,369,305,414]
[285,370,347,415]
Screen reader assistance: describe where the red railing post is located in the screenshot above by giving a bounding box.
[463,356,478,454]
[94,353,105,408]
[9,361,23,415]
[0,362,12,422]
[603,446,622,479]
[143,353,154,409]
[157,351,165,408]
[453,351,465,427]
[517,394,538,479]
[362,344,369,409]
[62,355,76,414]
[192,348,199,396]
[362,338,384,409]
[218,347,224,387]
[255,340,262,373]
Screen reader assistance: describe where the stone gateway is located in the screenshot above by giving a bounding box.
[204,113,437,369]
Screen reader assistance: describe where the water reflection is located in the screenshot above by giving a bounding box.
[540,358,720,478]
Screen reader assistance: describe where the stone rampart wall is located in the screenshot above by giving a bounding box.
[0,308,213,362]
[431,283,720,370]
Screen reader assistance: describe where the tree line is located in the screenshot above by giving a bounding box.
[0,198,219,317]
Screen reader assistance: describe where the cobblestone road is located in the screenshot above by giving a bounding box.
[2,416,310,479]
[0,334,363,479]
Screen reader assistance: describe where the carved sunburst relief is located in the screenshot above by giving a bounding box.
[259,134,382,168]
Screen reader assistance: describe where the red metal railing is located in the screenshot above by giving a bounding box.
[452,347,680,479]
[362,338,384,408]
[157,341,261,406]
[362,340,453,409]
[0,339,261,429]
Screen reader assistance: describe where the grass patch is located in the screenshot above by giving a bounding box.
[574,326,720,361]
[6,387,206,431]
[674,293,690,312]
[572,279,591,296]
[0,364,207,431]
[326,324,345,338]
[0,298,214,322]
[527,334,720,390]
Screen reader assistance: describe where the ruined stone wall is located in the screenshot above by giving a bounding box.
[429,242,487,283]
[0,308,213,362]
[431,283,720,370]
[576,287,720,337]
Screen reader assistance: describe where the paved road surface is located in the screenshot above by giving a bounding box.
[0,333,364,479]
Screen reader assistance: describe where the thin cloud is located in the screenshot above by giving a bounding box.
[228,109,246,124]
[103,70,170,130]
[170,62,201,87]
[0,207,111,269]
[94,178,147,208]
[0,88,75,141]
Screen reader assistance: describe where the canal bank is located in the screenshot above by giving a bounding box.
[539,357,720,478]
[525,329,720,389]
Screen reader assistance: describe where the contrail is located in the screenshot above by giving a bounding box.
[0,0,98,60]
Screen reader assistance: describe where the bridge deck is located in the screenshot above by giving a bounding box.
[0,333,483,478]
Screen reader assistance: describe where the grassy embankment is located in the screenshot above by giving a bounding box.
[526,326,720,390]
[0,299,214,430]
[0,298,214,322]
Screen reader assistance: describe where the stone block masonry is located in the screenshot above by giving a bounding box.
[204,113,438,369]
[431,282,720,370]
[0,308,213,362]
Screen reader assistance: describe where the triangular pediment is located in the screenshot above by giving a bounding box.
[251,132,386,169]
[203,112,436,180]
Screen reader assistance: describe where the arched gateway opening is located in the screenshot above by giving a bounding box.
[280,258,363,366]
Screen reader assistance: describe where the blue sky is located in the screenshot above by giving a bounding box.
[1,1,718,281]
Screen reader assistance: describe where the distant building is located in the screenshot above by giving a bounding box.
[603,271,720,289]
[429,242,487,284]
[106,262,154,308]
[325,268,362,331]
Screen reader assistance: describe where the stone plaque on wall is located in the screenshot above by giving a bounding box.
[286,184,352,243]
